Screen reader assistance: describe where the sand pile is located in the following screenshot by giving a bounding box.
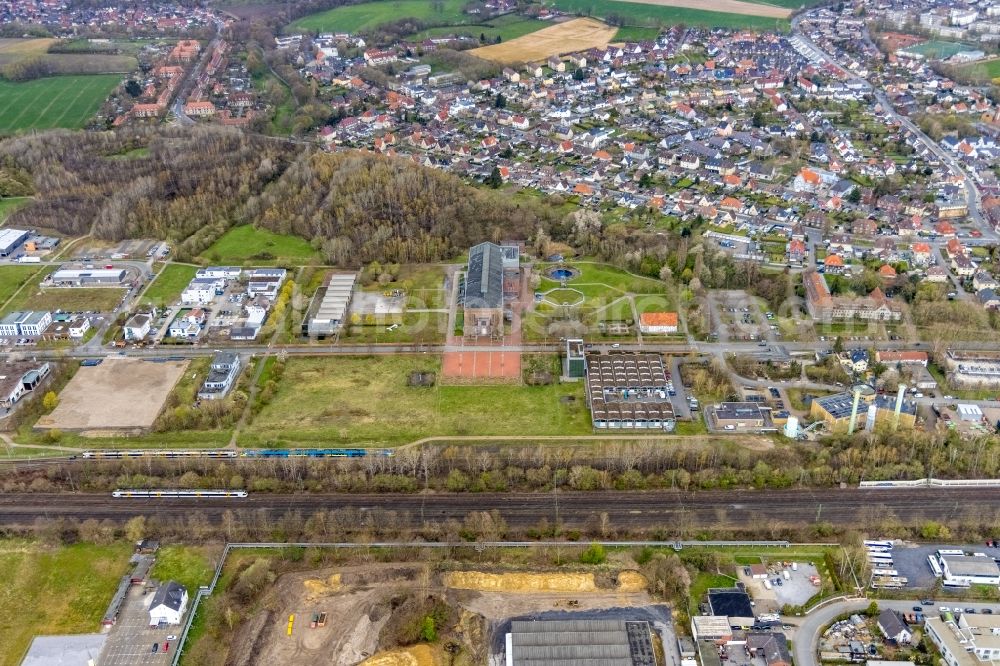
[360,644,436,666]
[617,571,647,592]
[444,571,597,593]
[303,573,341,600]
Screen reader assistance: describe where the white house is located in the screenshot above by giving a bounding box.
[68,317,91,339]
[123,314,151,341]
[148,581,188,626]
[181,277,223,305]
[0,311,52,337]
[196,266,241,280]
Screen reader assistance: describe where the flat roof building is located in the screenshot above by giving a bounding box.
[306,273,357,337]
[21,633,106,666]
[0,228,29,256]
[51,268,126,286]
[691,616,733,642]
[926,614,1000,666]
[585,352,675,430]
[810,385,916,430]
[941,555,1000,587]
[707,588,755,627]
[506,619,655,666]
[707,401,776,432]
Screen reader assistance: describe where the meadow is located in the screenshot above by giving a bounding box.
[550,0,792,30]
[956,57,1000,83]
[242,355,591,446]
[0,264,43,309]
[0,74,121,132]
[0,197,29,222]
[0,541,130,666]
[290,0,469,33]
[141,263,198,308]
[199,225,322,265]
[409,15,549,42]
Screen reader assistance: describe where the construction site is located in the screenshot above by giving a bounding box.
[221,563,672,666]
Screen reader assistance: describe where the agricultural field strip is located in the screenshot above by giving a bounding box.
[607,0,791,18]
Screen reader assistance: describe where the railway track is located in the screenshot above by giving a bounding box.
[0,487,993,529]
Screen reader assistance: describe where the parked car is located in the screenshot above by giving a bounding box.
[151,644,159,654]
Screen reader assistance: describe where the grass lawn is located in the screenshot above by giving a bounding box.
[0,265,42,308]
[549,0,791,30]
[199,225,321,266]
[0,75,121,133]
[409,16,548,42]
[149,545,218,593]
[0,197,29,223]
[4,285,124,315]
[535,261,665,315]
[242,355,591,447]
[956,57,1000,82]
[688,571,737,611]
[360,264,447,310]
[0,540,131,666]
[290,0,468,33]
[342,312,447,344]
[612,25,662,41]
[140,263,197,308]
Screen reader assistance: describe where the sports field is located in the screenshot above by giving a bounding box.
[900,39,976,59]
[0,74,121,132]
[243,355,590,446]
[607,0,790,19]
[550,0,792,29]
[472,18,617,63]
[0,540,130,666]
[200,225,322,265]
[290,0,468,33]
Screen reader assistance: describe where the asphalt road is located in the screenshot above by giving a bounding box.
[1,487,998,528]
[791,598,1000,666]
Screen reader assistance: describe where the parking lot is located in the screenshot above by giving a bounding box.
[738,562,822,612]
[98,587,179,666]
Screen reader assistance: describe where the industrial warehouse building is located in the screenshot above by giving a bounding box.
[809,385,916,430]
[505,619,655,666]
[585,353,675,430]
[305,272,357,336]
[0,228,29,257]
[51,268,126,286]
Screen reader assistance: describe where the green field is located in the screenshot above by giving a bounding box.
[141,263,197,308]
[550,0,791,30]
[612,25,662,41]
[200,225,321,266]
[0,197,28,223]
[0,265,40,308]
[242,355,591,446]
[409,15,548,42]
[0,541,130,666]
[2,268,124,314]
[0,75,121,133]
[956,57,1000,82]
[149,545,217,593]
[290,0,468,33]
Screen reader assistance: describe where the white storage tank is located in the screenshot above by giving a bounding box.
[783,416,799,439]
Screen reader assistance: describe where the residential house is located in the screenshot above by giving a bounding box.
[149,581,188,626]
[877,609,913,645]
[639,312,679,334]
[123,313,151,341]
[197,351,242,400]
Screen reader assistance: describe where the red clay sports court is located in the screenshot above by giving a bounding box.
[441,350,521,381]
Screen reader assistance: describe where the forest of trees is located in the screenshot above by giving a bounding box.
[0,127,569,265]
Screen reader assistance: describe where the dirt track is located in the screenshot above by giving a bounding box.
[609,0,792,19]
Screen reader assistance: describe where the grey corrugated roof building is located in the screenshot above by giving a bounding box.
[506,619,655,666]
[465,242,504,310]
